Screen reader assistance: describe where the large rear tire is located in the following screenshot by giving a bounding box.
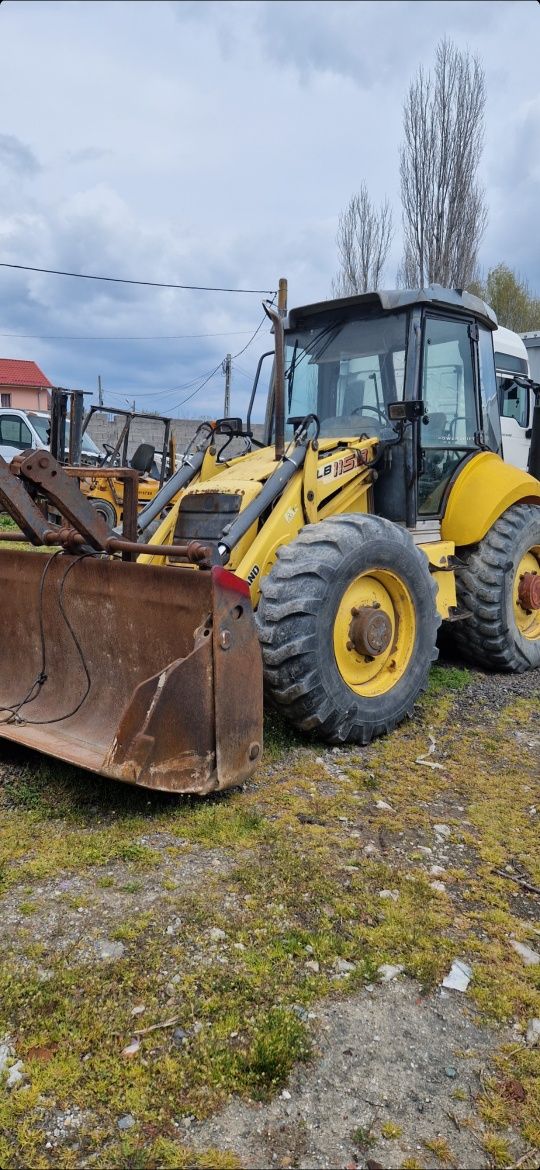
[452,503,540,671]
[256,514,440,744]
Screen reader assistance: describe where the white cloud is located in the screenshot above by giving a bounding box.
[0,0,537,420]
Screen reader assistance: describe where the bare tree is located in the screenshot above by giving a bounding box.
[399,39,487,289]
[332,184,393,296]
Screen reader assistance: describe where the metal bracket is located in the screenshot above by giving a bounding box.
[16,451,112,550]
[0,454,59,545]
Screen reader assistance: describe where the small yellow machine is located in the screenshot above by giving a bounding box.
[0,285,539,793]
[78,405,178,529]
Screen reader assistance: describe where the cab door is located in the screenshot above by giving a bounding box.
[417,316,480,516]
[498,375,531,471]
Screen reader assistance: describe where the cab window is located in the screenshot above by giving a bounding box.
[418,317,478,516]
[500,379,529,428]
[283,311,408,440]
[0,416,33,449]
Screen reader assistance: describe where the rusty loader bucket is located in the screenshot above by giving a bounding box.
[0,552,263,794]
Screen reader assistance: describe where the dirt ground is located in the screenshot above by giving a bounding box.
[0,660,539,1169]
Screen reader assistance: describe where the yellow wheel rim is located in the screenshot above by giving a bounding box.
[333,569,416,698]
[513,546,540,640]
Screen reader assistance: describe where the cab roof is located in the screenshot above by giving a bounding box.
[287,285,497,331]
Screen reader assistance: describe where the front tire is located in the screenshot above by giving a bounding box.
[256,514,440,744]
[88,498,118,529]
[452,503,540,671]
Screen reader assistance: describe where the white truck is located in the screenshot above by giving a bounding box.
[0,407,101,465]
[494,325,537,471]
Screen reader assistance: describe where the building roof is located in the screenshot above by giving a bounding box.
[0,358,53,388]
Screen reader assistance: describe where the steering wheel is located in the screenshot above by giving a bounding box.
[101,442,121,466]
[350,403,387,423]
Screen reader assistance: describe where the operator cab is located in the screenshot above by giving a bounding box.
[266,286,501,526]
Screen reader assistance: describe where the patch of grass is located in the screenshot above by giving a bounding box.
[18,901,37,916]
[427,663,471,696]
[381,1120,402,1139]
[175,803,266,849]
[117,843,161,868]
[422,1136,454,1163]
[110,913,153,943]
[350,1124,374,1149]
[240,1007,309,1097]
[95,1137,241,1169]
[263,709,304,762]
[482,1133,512,1168]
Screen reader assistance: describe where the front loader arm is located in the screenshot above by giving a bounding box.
[140,434,378,603]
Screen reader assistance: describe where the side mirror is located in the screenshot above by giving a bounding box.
[388,400,425,423]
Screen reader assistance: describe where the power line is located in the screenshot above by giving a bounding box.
[0,262,276,295]
[231,309,270,358]
[102,373,212,400]
[170,363,224,412]
[169,299,274,412]
[0,329,254,341]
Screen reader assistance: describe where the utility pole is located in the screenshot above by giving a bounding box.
[97,374,103,407]
[222,353,231,417]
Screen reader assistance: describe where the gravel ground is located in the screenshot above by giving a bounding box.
[189,979,520,1170]
[0,659,539,1169]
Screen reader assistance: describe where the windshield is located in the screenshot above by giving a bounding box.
[283,310,408,440]
[27,413,100,456]
[28,413,50,443]
[494,351,528,376]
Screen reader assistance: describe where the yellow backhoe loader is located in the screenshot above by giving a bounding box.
[0,285,539,795]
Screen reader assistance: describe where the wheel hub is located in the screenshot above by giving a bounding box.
[518,571,540,613]
[349,605,393,657]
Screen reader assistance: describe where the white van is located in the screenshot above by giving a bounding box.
[0,408,101,465]
[494,326,534,471]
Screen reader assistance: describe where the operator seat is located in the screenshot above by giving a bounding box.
[130,443,156,475]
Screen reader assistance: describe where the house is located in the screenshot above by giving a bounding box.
[0,358,53,410]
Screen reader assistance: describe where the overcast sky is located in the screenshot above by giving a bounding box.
[0,0,539,420]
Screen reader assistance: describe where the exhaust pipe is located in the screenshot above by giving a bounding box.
[264,302,286,462]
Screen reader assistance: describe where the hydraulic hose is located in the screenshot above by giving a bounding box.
[217,441,307,563]
[132,449,206,537]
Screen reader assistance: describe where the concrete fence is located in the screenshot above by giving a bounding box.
[86,414,265,461]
